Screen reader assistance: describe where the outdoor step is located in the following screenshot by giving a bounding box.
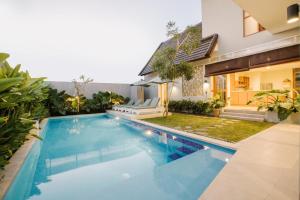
[220,114,264,122]
[223,109,265,115]
[221,111,265,118]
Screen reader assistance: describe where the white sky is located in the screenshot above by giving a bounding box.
[0,0,201,83]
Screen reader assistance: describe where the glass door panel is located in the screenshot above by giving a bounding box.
[214,75,227,103]
[294,68,300,96]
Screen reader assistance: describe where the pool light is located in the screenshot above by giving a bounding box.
[115,116,120,120]
[225,158,229,163]
[145,130,152,136]
[204,146,210,150]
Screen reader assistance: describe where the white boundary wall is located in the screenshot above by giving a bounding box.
[47,81,131,99]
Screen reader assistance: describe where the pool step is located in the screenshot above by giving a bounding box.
[168,146,199,161]
[221,109,265,122]
[168,153,183,161]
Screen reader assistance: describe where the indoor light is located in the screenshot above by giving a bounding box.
[287,4,299,24]
[203,80,210,98]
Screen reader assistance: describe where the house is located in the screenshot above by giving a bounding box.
[134,0,300,121]
[202,0,300,120]
[134,23,218,105]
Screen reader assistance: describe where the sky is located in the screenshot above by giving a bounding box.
[0,0,201,83]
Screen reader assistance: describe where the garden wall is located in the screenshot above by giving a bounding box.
[47,81,131,99]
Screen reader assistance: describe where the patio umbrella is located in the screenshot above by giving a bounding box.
[130,79,150,87]
[146,76,173,85]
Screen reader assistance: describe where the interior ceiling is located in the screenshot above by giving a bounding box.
[233,0,300,33]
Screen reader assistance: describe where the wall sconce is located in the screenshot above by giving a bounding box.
[203,80,210,98]
[287,4,299,24]
[282,79,291,89]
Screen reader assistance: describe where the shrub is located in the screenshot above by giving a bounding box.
[168,100,211,115]
[0,53,48,168]
[46,89,128,115]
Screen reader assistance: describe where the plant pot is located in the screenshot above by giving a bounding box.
[213,109,221,117]
[287,112,300,124]
[265,111,280,123]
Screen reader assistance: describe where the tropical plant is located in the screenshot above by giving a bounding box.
[46,87,70,116]
[247,89,299,121]
[0,53,48,168]
[152,21,201,117]
[82,91,126,113]
[210,94,225,109]
[72,75,93,112]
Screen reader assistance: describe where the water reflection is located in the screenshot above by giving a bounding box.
[6,115,234,200]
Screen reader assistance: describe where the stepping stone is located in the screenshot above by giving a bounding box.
[196,128,208,132]
[185,126,192,129]
[224,121,235,124]
[213,124,223,127]
[207,126,215,129]
[174,126,182,129]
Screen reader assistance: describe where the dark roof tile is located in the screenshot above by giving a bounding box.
[139,23,218,76]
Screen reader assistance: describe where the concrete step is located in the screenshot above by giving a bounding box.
[220,113,264,122]
[221,111,265,118]
[223,108,265,115]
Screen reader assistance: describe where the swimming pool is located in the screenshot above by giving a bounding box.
[5,114,235,200]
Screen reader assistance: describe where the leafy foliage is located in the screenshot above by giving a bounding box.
[209,94,225,109]
[46,89,128,115]
[247,89,300,121]
[46,87,70,116]
[0,53,48,168]
[152,21,201,116]
[168,100,211,115]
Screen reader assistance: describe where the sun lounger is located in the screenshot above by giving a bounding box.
[123,99,152,112]
[129,97,163,114]
[118,99,143,112]
[112,99,134,111]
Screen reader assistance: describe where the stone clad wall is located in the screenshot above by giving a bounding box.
[182,60,205,97]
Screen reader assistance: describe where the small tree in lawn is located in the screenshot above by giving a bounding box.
[152,21,201,117]
[71,75,93,112]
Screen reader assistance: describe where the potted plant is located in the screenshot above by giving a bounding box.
[282,92,300,124]
[210,94,225,117]
[247,90,300,123]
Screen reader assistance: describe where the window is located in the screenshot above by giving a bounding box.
[243,11,265,36]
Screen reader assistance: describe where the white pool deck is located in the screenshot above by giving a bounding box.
[0,113,299,200]
[199,121,300,200]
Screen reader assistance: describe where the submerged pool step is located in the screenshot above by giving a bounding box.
[176,146,196,155]
[168,153,183,161]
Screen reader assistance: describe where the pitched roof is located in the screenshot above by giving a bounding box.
[138,23,218,76]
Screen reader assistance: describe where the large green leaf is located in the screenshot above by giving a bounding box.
[0,77,23,93]
[0,53,9,64]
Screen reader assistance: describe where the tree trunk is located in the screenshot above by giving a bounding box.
[164,81,174,117]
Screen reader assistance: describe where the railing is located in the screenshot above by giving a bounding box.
[207,34,300,64]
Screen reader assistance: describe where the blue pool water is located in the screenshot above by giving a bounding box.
[5,114,235,200]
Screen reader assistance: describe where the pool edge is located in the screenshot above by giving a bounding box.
[0,119,48,200]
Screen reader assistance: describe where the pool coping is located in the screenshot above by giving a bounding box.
[0,113,237,200]
[0,119,48,200]
[130,118,237,151]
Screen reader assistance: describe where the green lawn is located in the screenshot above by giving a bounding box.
[143,113,274,143]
